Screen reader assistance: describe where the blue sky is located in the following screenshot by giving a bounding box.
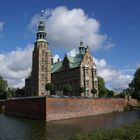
[0,0,140,90]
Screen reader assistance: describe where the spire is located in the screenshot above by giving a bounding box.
[36,10,48,43]
[79,36,86,54]
[80,36,83,47]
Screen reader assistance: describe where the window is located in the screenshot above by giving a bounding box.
[41,74,44,80]
[41,84,44,90]
[42,58,44,63]
[93,69,97,75]
[42,50,45,55]
[42,65,44,71]
[85,68,88,75]
[86,80,89,87]
[87,90,89,95]
[94,81,98,88]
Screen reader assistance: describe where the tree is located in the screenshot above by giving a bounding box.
[105,89,114,97]
[63,85,72,96]
[7,87,16,98]
[79,87,85,95]
[91,88,97,96]
[129,68,140,100]
[0,76,8,99]
[15,88,25,97]
[45,83,55,95]
[97,76,106,97]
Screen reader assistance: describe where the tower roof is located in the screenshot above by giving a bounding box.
[36,11,48,43]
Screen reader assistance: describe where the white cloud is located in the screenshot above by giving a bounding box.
[0,45,133,91]
[29,6,114,51]
[0,44,33,88]
[67,49,78,57]
[94,57,133,91]
[0,22,4,32]
[53,54,61,63]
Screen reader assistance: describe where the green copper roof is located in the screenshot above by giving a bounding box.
[36,39,47,42]
[51,61,63,73]
[51,53,84,73]
[68,53,84,68]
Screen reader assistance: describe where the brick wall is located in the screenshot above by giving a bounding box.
[5,97,46,120]
[4,97,137,121]
[46,98,129,121]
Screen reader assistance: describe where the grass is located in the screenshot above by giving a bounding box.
[57,119,140,140]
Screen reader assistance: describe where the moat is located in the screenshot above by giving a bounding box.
[0,111,140,140]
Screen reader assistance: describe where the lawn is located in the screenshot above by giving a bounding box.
[58,119,140,140]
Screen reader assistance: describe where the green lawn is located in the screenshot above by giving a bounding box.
[59,119,140,140]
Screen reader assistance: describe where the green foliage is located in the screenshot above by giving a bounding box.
[97,76,106,97]
[97,76,114,97]
[79,87,85,93]
[7,87,16,98]
[45,83,55,94]
[91,88,97,95]
[15,88,25,97]
[0,76,8,99]
[129,67,140,100]
[63,85,72,95]
[105,89,114,97]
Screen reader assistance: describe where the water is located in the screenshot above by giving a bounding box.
[0,111,140,140]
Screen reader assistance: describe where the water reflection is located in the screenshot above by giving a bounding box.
[0,111,140,140]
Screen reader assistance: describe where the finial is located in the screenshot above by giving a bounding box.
[41,10,45,17]
[80,35,84,47]
[80,35,83,42]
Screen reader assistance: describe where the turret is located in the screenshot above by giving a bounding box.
[36,11,48,44]
[79,39,86,54]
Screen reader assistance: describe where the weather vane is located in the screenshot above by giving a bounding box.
[80,35,83,42]
[41,10,45,17]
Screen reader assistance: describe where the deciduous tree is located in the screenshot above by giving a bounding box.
[129,68,140,100]
[63,85,72,96]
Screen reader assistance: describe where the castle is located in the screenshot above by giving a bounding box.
[25,15,98,97]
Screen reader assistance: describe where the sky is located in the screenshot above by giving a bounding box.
[0,0,140,91]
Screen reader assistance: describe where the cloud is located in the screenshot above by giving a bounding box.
[29,6,114,51]
[0,44,33,88]
[67,49,78,57]
[53,54,61,63]
[0,45,133,91]
[0,22,4,32]
[94,57,133,91]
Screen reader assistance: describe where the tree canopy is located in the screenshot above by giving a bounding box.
[97,76,114,97]
[129,67,140,100]
[98,76,106,97]
[91,88,97,95]
[45,83,55,94]
[0,76,8,99]
[63,85,72,96]
[79,87,85,93]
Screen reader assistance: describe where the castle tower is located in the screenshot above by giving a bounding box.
[31,12,51,96]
